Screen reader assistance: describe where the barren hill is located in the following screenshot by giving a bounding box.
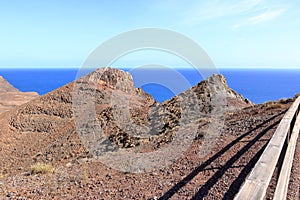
[1,68,295,199]
[0,76,38,114]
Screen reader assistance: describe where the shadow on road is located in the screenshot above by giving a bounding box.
[159,110,286,200]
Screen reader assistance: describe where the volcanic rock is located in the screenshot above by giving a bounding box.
[5,68,295,200]
[1,67,252,176]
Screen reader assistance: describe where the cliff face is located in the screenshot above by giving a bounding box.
[0,76,38,114]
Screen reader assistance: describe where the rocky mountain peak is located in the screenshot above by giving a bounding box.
[87,67,135,93]
[199,73,253,107]
[207,74,226,84]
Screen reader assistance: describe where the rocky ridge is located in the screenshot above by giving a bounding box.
[3,68,253,166]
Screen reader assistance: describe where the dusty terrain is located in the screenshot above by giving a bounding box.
[0,76,38,114]
[0,68,298,199]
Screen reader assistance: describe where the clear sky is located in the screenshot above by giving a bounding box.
[0,0,299,68]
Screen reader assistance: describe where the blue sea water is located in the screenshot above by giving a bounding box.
[0,68,300,104]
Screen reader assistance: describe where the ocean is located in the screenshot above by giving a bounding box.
[1,68,300,104]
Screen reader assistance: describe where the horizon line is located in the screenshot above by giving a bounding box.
[1,66,300,70]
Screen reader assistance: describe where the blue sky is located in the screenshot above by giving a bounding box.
[0,0,299,68]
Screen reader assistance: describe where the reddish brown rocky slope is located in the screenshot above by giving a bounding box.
[2,68,294,199]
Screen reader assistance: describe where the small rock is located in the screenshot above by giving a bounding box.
[66,162,72,168]
[106,173,112,179]
[150,172,158,176]
[23,171,31,176]
[7,192,14,197]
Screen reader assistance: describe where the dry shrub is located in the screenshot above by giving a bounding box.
[30,163,54,174]
[268,103,285,110]
[279,99,288,104]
